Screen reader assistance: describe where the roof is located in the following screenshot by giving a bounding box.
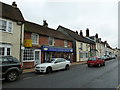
[24,21,73,41]
[57,25,95,44]
[0,2,24,22]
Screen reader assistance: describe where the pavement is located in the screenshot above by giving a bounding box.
[23,61,87,73]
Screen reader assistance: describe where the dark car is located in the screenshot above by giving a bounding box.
[0,56,22,82]
[87,56,105,67]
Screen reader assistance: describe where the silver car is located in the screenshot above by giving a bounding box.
[35,58,71,74]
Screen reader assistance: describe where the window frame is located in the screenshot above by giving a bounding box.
[0,44,11,56]
[23,48,34,62]
[31,33,39,45]
[48,37,54,46]
[64,40,68,47]
[0,18,13,33]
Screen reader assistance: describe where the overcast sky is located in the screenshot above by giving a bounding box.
[1,0,119,48]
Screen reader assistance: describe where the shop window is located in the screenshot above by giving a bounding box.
[49,37,54,46]
[23,48,34,61]
[0,19,13,33]
[31,33,39,44]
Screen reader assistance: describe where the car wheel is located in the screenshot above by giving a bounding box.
[88,64,90,67]
[98,64,101,67]
[103,63,105,66]
[6,71,18,82]
[46,67,52,74]
[65,65,69,70]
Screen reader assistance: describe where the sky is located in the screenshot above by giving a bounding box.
[1,0,119,48]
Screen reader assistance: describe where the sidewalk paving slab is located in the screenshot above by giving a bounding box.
[23,61,87,74]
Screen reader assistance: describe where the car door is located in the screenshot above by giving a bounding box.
[52,59,62,70]
[60,58,66,69]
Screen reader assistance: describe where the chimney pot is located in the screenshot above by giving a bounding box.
[95,33,98,38]
[86,28,89,37]
[80,30,83,36]
[12,1,17,7]
[76,31,78,34]
[43,20,48,27]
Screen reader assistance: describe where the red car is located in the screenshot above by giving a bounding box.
[87,56,105,67]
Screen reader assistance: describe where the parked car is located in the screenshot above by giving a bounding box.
[0,56,23,82]
[87,56,105,67]
[101,55,110,61]
[35,58,71,74]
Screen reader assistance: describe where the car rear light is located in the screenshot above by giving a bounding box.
[20,64,22,68]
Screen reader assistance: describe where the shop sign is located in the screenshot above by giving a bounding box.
[41,45,73,52]
[24,39,32,47]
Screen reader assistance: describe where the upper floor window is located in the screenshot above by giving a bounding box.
[64,40,68,47]
[80,43,83,50]
[49,37,54,46]
[0,19,13,33]
[31,33,39,44]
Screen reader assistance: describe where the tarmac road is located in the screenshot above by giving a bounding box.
[2,58,119,89]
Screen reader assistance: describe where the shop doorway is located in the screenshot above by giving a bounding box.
[34,49,41,65]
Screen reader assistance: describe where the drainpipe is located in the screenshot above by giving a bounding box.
[17,21,23,63]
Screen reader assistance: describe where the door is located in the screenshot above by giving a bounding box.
[34,49,41,65]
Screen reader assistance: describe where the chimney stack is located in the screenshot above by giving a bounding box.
[80,30,83,36]
[86,28,89,37]
[76,30,78,34]
[43,20,48,27]
[12,1,17,7]
[95,33,98,38]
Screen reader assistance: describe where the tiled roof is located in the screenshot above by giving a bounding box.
[0,2,24,22]
[57,25,95,44]
[24,21,73,41]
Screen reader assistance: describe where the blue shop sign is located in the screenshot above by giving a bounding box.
[41,45,73,52]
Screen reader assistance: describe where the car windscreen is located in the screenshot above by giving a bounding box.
[45,58,56,63]
[88,57,97,60]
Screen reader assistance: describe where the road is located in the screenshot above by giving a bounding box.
[2,59,119,88]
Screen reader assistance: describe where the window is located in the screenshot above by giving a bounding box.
[0,45,11,56]
[8,22,12,32]
[49,37,54,46]
[0,20,7,31]
[23,48,34,61]
[64,40,68,47]
[0,19,13,33]
[31,33,39,44]
[80,43,83,50]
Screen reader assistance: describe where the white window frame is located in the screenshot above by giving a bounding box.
[31,33,39,45]
[23,48,34,62]
[49,37,54,46]
[0,44,12,56]
[64,40,68,47]
[0,18,13,33]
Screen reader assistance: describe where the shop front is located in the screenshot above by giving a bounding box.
[41,45,73,63]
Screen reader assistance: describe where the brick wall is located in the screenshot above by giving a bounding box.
[23,62,34,69]
[24,32,31,39]
[54,39,64,47]
[39,36,48,45]
[68,41,72,48]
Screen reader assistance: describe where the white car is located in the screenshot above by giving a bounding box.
[35,58,71,74]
